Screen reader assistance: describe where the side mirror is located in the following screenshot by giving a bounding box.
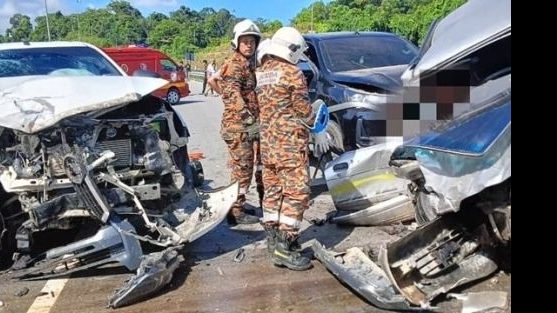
[132,69,162,78]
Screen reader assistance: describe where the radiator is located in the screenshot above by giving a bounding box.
[96,139,133,167]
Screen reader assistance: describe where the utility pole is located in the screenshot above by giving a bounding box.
[311,3,313,32]
[76,0,81,40]
[44,0,51,41]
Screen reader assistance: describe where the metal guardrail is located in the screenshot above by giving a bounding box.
[187,70,205,81]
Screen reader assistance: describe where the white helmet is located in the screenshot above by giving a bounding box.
[231,19,261,49]
[256,38,271,65]
[268,27,308,64]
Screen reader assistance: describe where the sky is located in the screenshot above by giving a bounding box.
[0,0,329,35]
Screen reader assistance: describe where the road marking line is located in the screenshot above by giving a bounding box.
[26,279,68,313]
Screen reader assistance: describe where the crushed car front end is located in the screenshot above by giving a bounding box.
[0,74,237,307]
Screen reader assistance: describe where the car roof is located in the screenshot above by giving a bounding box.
[411,0,511,75]
[303,31,402,41]
[0,41,97,51]
[0,41,127,76]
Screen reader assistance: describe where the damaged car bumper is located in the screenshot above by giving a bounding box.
[312,241,419,311]
[324,142,414,226]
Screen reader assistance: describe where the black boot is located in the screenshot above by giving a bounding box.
[263,223,278,253]
[271,231,312,271]
[227,211,260,225]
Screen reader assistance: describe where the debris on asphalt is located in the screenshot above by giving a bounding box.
[233,248,246,263]
[448,291,508,313]
[14,287,29,297]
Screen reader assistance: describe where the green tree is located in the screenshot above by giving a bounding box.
[146,12,168,32]
[204,9,234,38]
[292,1,329,33]
[170,6,200,24]
[255,18,283,35]
[32,11,72,41]
[293,0,466,44]
[6,14,33,41]
[148,19,183,48]
[107,0,143,19]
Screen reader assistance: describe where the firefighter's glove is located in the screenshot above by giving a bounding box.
[312,131,330,157]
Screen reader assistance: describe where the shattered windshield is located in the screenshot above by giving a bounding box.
[0,46,122,77]
[319,35,418,72]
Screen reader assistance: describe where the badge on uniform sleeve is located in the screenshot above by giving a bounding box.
[256,71,282,87]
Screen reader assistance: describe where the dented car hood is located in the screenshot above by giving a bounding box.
[0,76,168,134]
[402,0,511,83]
[331,64,407,93]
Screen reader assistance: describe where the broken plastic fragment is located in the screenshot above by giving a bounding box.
[108,247,183,309]
[448,291,508,313]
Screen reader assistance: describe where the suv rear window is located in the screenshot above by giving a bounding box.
[0,46,122,77]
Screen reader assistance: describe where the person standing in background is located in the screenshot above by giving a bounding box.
[201,60,209,95]
[204,61,216,96]
[185,62,191,79]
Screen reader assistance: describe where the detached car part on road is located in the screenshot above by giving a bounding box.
[314,0,511,310]
[0,41,237,308]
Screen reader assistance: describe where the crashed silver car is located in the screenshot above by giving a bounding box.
[314,0,511,310]
[0,41,237,308]
[323,0,511,225]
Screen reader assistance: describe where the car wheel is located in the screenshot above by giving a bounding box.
[326,120,344,153]
[166,88,180,105]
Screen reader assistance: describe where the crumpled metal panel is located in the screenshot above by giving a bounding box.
[312,241,419,311]
[108,247,183,308]
[379,214,499,307]
[0,76,167,133]
[324,142,408,212]
[174,181,239,243]
[402,0,510,83]
[331,194,415,226]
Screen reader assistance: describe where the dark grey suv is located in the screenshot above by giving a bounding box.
[299,32,418,153]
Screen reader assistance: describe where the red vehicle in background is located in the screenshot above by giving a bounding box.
[103,46,190,104]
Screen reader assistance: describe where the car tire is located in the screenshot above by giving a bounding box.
[166,88,180,105]
[326,120,344,153]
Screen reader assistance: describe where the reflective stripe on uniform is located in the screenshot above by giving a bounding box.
[262,212,279,223]
[278,214,301,228]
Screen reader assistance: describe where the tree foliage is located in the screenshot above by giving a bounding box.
[2,0,466,61]
[292,0,466,45]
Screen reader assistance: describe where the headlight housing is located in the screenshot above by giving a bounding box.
[341,87,403,148]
